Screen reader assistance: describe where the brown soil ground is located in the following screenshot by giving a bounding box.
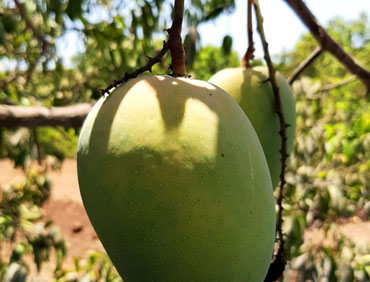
[0,158,369,280]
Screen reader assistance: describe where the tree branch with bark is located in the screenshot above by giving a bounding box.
[288,46,323,84]
[283,0,370,92]
[0,104,92,128]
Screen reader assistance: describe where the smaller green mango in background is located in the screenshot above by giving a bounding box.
[209,66,296,188]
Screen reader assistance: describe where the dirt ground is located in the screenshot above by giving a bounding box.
[0,158,369,280]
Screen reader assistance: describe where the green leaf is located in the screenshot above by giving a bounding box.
[0,20,6,45]
[204,6,224,21]
[222,35,232,55]
[19,204,42,221]
[0,215,12,225]
[10,243,28,263]
[1,14,17,33]
[184,27,197,68]
[66,0,83,20]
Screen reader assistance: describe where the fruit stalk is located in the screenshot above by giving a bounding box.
[167,0,187,76]
[253,1,288,280]
[241,0,255,67]
[101,0,187,95]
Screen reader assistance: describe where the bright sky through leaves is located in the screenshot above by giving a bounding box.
[56,0,370,67]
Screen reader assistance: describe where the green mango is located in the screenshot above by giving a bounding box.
[77,75,275,282]
[209,67,296,188]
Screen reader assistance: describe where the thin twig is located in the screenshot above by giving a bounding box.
[31,128,42,165]
[14,0,51,83]
[100,41,169,95]
[14,0,50,51]
[288,46,323,84]
[253,1,288,281]
[25,56,43,85]
[241,0,255,67]
[283,0,370,93]
[320,76,357,92]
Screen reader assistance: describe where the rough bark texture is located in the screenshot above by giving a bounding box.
[0,103,92,128]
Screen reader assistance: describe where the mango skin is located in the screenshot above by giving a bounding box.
[209,67,296,188]
[77,75,275,282]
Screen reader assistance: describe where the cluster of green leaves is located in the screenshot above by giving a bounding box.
[284,230,370,281]
[190,45,239,81]
[0,127,78,168]
[276,14,370,282]
[0,167,123,282]
[56,252,122,282]
[0,169,66,281]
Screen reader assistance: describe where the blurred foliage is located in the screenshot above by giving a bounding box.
[0,168,122,281]
[0,168,66,281]
[283,228,370,281]
[190,45,240,81]
[0,127,78,168]
[274,13,370,282]
[0,0,370,281]
[277,12,370,85]
[56,251,122,282]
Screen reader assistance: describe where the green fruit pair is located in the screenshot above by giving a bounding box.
[210,66,296,188]
[77,75,276,282]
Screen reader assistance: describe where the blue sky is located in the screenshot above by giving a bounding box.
[57,0,370,66]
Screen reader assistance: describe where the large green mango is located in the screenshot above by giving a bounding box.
[77,75,275,282]
[209,66,296,188]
